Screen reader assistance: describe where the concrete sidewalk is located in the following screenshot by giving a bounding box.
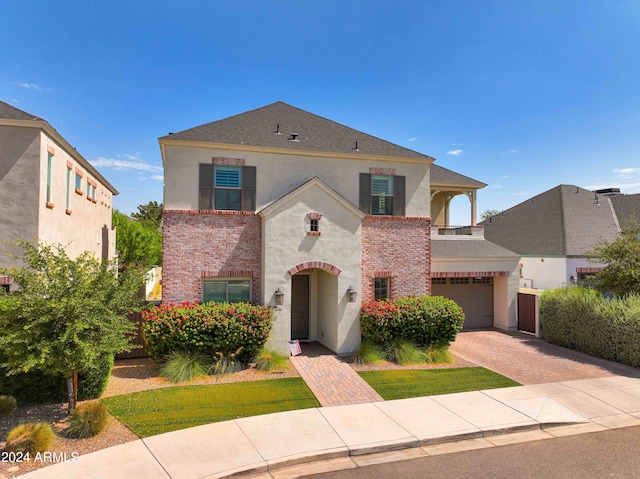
[19,375,640,479]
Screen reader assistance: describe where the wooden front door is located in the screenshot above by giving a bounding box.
[291,275,309,340]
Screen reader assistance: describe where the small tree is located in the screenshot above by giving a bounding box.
[0,241,145,412]
[480,209,502,221]
[586,222,640,296]
[113,209,162,269]
[131,201,163,229]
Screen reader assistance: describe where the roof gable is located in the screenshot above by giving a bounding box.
[258,176,366,219]
[161,101,434,161]
[431,164,487,189]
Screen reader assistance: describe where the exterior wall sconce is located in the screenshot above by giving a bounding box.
[275,288,284,306]
[347,286,357,303]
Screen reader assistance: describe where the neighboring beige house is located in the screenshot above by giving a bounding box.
[0,100,118,291]
[160,102,520,354]
[481,185,640,291]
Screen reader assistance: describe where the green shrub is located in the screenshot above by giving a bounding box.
[5,423,54,454]
[424,345,454,364]
[160,350,209,383]
[67,401,109,438]
[211,348,245,375]
[541,288,640,367]
[255,349,289,371]
[384,339,425,365]
[360,295,465,348]
[143,301,273,364]
[350,338,384,365]
[0,395,17,416]
[0,354,114,405]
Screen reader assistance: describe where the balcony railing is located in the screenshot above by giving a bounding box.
[432,225,484,238]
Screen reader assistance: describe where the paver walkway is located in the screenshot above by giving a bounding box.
[289,343,383,406]
[450,330,640,385]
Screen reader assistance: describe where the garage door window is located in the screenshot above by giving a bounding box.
[431,278,446,285]
[472,277,492,284]
[450,277,469,285]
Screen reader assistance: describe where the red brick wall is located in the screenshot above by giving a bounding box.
[361,216,431,302]
[162,210,262,303]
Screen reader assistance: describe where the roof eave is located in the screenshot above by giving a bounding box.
[158,138,435,165]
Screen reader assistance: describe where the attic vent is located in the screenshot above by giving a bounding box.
[289,133,299,141]
[354,141,360,151]
[275,123,281,135]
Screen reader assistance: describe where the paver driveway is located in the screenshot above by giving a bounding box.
[450,330,640,385]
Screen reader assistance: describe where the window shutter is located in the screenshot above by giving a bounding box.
[393,175,405,216]
[359,173,371,213]
[241,166,256,211]
[199,164,213,210]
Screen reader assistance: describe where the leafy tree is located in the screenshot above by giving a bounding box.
[131,200,163,229]
[0,241,145,412]
[480,209,502,221]
[586,222,640,296]
[113,210,162,269]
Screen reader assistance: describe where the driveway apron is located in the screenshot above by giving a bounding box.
[450,330,640,385]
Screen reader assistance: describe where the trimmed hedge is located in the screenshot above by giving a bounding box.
[360,295,465,347]
[0,354,114,405]
[540,287,640,368]
[143,301,273,363]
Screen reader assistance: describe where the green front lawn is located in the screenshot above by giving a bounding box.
[359,367,520,400]
[102,378,320,437]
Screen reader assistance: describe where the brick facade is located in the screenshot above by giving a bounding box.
[162,210,262,304]
[361,216,431,302]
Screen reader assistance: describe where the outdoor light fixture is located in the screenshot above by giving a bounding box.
[275,288,284,306]
[347,286,357,303]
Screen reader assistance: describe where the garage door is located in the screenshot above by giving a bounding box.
[431,277,494,329]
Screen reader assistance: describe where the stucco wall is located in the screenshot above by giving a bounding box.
[0,126,40,269]
[162,210,262,304]
[163,145,431,218]
[36,132,114,260]
[261,182,362,354]
[361,216,431,302]
[519,256,568,290]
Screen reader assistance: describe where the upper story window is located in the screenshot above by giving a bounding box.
[199,164,256,211]
[359,172,405,216]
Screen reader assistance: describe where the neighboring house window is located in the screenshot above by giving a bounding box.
[359,173,405,216]
[199,164,256,211]
[46,153,53,203]
[75,172,83,194]
[66,166,72,211]
[203,279,251,303]
[374,277,390,300]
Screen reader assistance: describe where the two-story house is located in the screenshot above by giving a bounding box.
[0,100,118,291]
[160,102,519,354]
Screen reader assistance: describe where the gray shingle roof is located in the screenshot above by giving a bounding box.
[431,164,487,189]
[0,100,41,121]
[610,194,640,230]
[432,239,519,259]
[160,101,435,160]
[480,185,628,256]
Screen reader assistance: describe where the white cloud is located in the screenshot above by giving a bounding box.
[151,175,164,181]
[91,157,163,173]
[500,175,511,179]
[512,191,527,196]
[613,167,640,177]
[509,149,518,154]
[451,143,464,146]
[491,185,504,189]
[16,82,41,90]
[447,149,463,156]
[407,137,417,142]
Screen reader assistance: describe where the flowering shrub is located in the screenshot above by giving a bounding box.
[142,301,273,363]
[360,295,465,347]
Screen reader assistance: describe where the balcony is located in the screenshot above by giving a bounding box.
[431,225,485,239]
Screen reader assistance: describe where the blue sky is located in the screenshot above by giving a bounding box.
[2,1,640,224]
